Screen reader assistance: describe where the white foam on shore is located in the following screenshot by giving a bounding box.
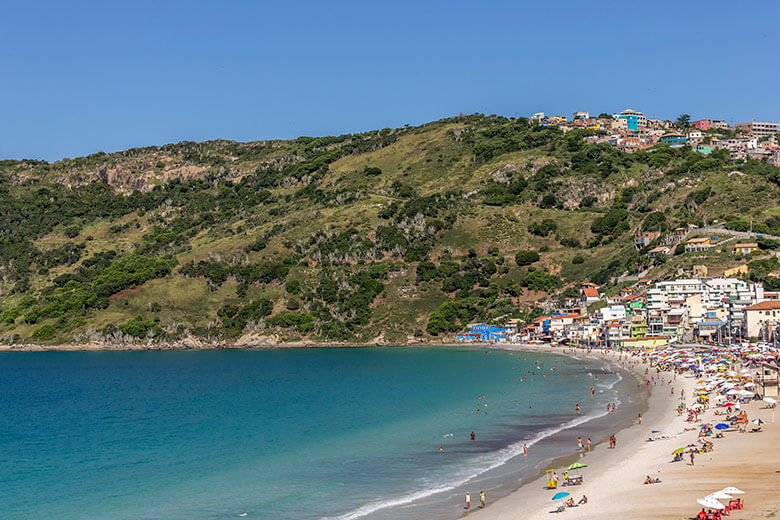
[322,405,614,520]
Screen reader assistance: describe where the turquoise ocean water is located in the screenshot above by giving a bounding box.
[0,347,631,519]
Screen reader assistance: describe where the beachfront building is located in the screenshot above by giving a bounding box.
[457,324,508,342]
[744,301,780,341]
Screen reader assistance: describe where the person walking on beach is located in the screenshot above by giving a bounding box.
[690,450,695,466]
[480,490,486,508]
[465,492,471,510]
[577,437,583,451]
[638,413,642,425]
[587,438,592,452]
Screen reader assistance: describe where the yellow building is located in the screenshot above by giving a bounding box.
[724,264,748,277]
[693,265,708,278]
[733,243,758,255]
[685,237,712,252]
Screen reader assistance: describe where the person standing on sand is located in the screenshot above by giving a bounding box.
[480,490,486,508]
[465,492,471,510]
[638,413,642,424]
[587,438,592,452]
[690,450,695,466]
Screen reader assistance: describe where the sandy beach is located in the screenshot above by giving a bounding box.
[467,345,780,520]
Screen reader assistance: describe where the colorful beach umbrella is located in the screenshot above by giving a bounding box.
[567,462,587,470]
[715,423,729,430]
[672,447,686,454]
[552,492,570,500]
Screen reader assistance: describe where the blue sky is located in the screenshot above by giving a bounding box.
[2,1,778,161]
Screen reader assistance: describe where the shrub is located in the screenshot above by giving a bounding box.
[572,254,585,264]
[528,219,558,236]
[515,250,540,266]
[32,324,56,341]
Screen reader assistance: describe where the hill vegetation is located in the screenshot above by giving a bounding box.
[3,114,780,345]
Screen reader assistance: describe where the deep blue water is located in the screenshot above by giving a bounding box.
[0,347,622,519]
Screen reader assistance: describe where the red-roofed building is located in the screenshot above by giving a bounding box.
[581,286,601,305]
[745,300,780,339]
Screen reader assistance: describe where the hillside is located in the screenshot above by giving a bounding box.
[3,114,780,346]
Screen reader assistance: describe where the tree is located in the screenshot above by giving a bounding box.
[676,114,691,128]
[515,250,540,266]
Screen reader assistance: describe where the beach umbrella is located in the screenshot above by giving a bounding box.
[764,397,777,405]
[715,423,729,430]
[723,402,736,407]
[672,447,687,454]
[752,418,766,425]
[567,462,587,470]
[707,491,733,500]
[721,487,744,494]
[697,497,725,510]
[552,492,570,500]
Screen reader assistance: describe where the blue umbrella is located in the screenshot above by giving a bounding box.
[552,492,570,500]
[715,423,729,430]
[651,430,660,433]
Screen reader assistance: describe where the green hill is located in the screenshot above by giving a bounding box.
[3,114,780,346]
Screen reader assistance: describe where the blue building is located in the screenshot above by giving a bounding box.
[660,133,688,147]
[456,324,508,342]
[617,109,645,131]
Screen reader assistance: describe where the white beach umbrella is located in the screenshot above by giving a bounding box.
[726,389,740,395]
[720,487,744,494]
[752,418,766,425]
[697,497,725,510]
[743,382,755,387]
[738,389,755,397]
[764,397,777,405]
[706,491,733,500]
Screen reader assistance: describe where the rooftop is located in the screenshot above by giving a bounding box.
[745,301,780,311]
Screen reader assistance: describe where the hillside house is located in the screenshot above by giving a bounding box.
[733,243,758,255]
[634,231,661,248]
[685,237,712,252]
[581,286,601,305]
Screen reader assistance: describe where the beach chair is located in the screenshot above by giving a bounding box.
[728,499,742,510]
[551,504,565,513]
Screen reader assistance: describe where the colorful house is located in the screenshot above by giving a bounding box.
[660,132,688,147]
[617,109,645,131]
[457,324,508,342]
[685,237,712,252]
[733,243,758,255]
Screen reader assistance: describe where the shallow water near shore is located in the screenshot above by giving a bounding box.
[0,347,643,519]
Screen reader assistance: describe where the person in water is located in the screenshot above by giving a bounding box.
[465,492,471,510]
[480,490,486,508]
[471,431,475,441]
